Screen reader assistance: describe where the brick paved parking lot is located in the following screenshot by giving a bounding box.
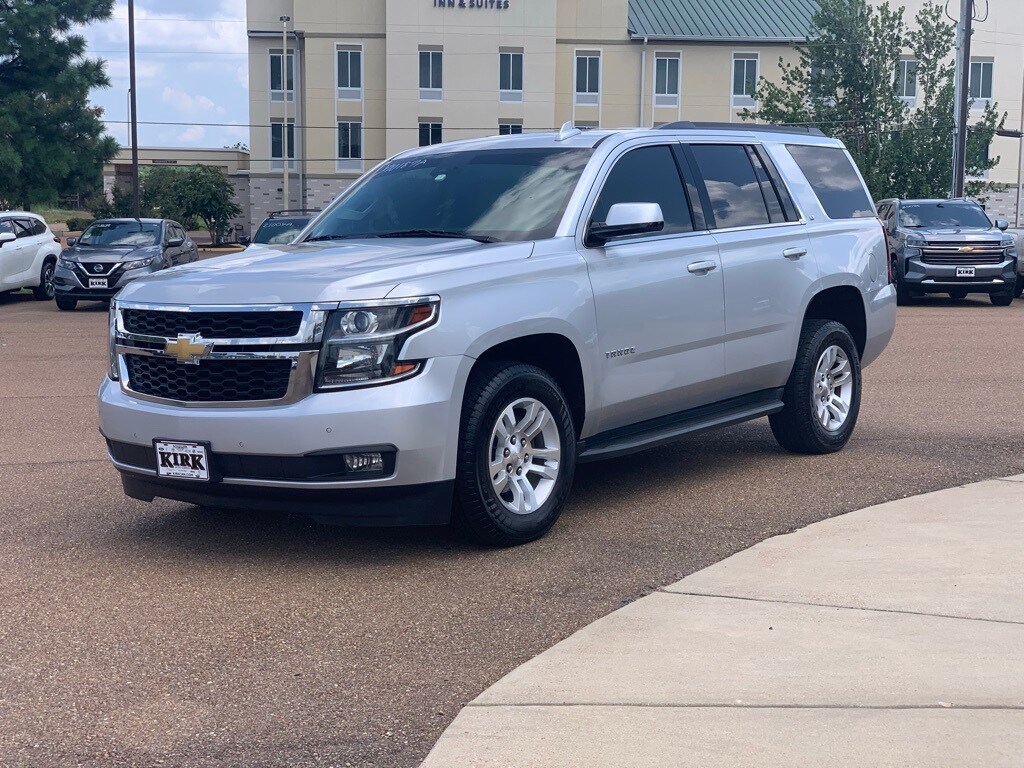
[1,288,1022,767]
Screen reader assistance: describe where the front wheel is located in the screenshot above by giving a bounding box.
[55,296,77,311]
[893,259,911,306]
[990,289,1014,307]
[770,320,862,454]
[947,290,967,300]
[453,362,576,546]
[1014,276,1024,299]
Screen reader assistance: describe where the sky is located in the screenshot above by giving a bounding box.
[82,0,250,150]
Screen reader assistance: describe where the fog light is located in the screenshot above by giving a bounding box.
[343,452,384,472]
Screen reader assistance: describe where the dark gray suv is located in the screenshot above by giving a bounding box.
[878,198,1018,306]
[54,218,197,310]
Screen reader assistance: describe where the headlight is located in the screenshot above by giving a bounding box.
[108,301,119,381]
[315,298,439,390]
[58,257,76,269]
[122,256,156,271]
[905,236,926,248]
[1001,237,1016,257]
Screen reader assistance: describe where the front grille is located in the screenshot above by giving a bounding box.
[920,241,1006,266]
[123,309,303,339]
[125,354,293,402]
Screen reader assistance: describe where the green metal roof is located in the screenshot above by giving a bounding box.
[628,0,818,42]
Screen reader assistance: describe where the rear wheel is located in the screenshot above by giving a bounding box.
[453,362,576,546]
[990,289,1014,307]
[770,320,862,454]
[32,259,56,300]
[55,296,77,311]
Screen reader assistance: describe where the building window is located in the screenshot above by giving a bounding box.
[419,121,442,146]
[732,53,758,107]
[270,120,295,170]
[575,51,600,106]
[969,59,993,109]
[499,49,523,102]
[269,49,295,102]
[337,120,362,171]
[419,49,443,101]
[654,54,680,107]
[337,46,362,101]
[498,121,523,135]
[896,59,917,107]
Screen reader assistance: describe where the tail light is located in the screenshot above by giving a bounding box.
[880,219,893,284]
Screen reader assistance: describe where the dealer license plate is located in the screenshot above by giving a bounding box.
[154,440,210,481]
[956,266,976,278]
[88,277,108,289]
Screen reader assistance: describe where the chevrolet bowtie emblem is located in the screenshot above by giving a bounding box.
[958,246,975,253]
[165,333,210,364]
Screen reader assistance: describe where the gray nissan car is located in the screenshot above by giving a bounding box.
[877,198,1018,306]
[54,218,198,310]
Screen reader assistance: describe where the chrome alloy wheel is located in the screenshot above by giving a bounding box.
[42,263,55,298]
[812,345,853,432]
[488,397,561,515]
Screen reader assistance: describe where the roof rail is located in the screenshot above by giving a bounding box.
[657,121,826,137]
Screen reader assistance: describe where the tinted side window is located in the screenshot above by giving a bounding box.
[787,145,874,219]
[591,145,693,237]
[0,219,13,235]
[689,144,771,229]
[31,219,46,235]
[14,219,35,238]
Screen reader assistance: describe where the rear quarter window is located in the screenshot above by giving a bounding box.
[787,145,874,220]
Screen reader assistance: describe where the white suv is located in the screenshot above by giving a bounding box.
[0,212,62,300]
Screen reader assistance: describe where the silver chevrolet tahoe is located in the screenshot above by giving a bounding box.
[99,122,896,546]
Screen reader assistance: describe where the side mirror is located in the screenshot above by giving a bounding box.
[66,236,77,247]
[165,237,185,248]
[238,235,251,246]
[0,232,16,247]
[995,219,1009,231]
[587,203,665,246]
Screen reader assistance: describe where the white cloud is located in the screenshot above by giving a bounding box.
[178,125,206,143]
[161,86,225,116]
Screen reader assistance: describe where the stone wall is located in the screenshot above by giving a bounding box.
[979,186,1022,225]
[247,175,355,230]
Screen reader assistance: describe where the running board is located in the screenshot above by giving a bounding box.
[577,388,785,463]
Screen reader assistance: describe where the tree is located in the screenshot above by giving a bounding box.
[142,165,241,243]
[742,0,1004,200]
[0,0,119,209]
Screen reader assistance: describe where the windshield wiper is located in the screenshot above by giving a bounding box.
[373,229,501,243]
[305,234,365,242]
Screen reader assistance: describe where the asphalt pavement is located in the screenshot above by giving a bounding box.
[1,288,1023,767]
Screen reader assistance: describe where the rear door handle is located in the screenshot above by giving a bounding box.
[783,247,807,260]
[687,260,718,274]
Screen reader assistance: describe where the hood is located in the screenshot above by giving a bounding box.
[905,226,1001,239]
[67,243,160,262]
[114,238,535,305]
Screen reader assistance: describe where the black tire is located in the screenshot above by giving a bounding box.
[990,289,1014,307]
[947,290,967,300]
[893,259,911,306]
[769,319,862,455]
[453,362,576,547]
[1014,277,1023,299]
[32,259,56,300]
[55,296,77,311]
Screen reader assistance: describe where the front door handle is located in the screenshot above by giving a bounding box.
[687,260,718,274]
[783,247,808,260]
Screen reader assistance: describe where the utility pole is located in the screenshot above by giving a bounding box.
[1017,69,1024,227]
[280,15,291,210]
[950,0,974,199]
[128,0,141,218]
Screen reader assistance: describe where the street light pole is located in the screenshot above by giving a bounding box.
[1016,68,1024,227]
[951,0,974,199]
[128,0,140,218]
[281,15,291,210]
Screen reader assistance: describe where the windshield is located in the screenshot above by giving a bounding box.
[79,221,160,247]
[305,148,593,243]
[899,202,991,229]
[253,217,311,245]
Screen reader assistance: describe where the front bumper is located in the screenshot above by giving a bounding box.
[902,256,1017,294]
[98,354,472,525]
[54,263,155,301]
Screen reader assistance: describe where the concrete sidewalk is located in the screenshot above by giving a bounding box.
[422,475,1024,767]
